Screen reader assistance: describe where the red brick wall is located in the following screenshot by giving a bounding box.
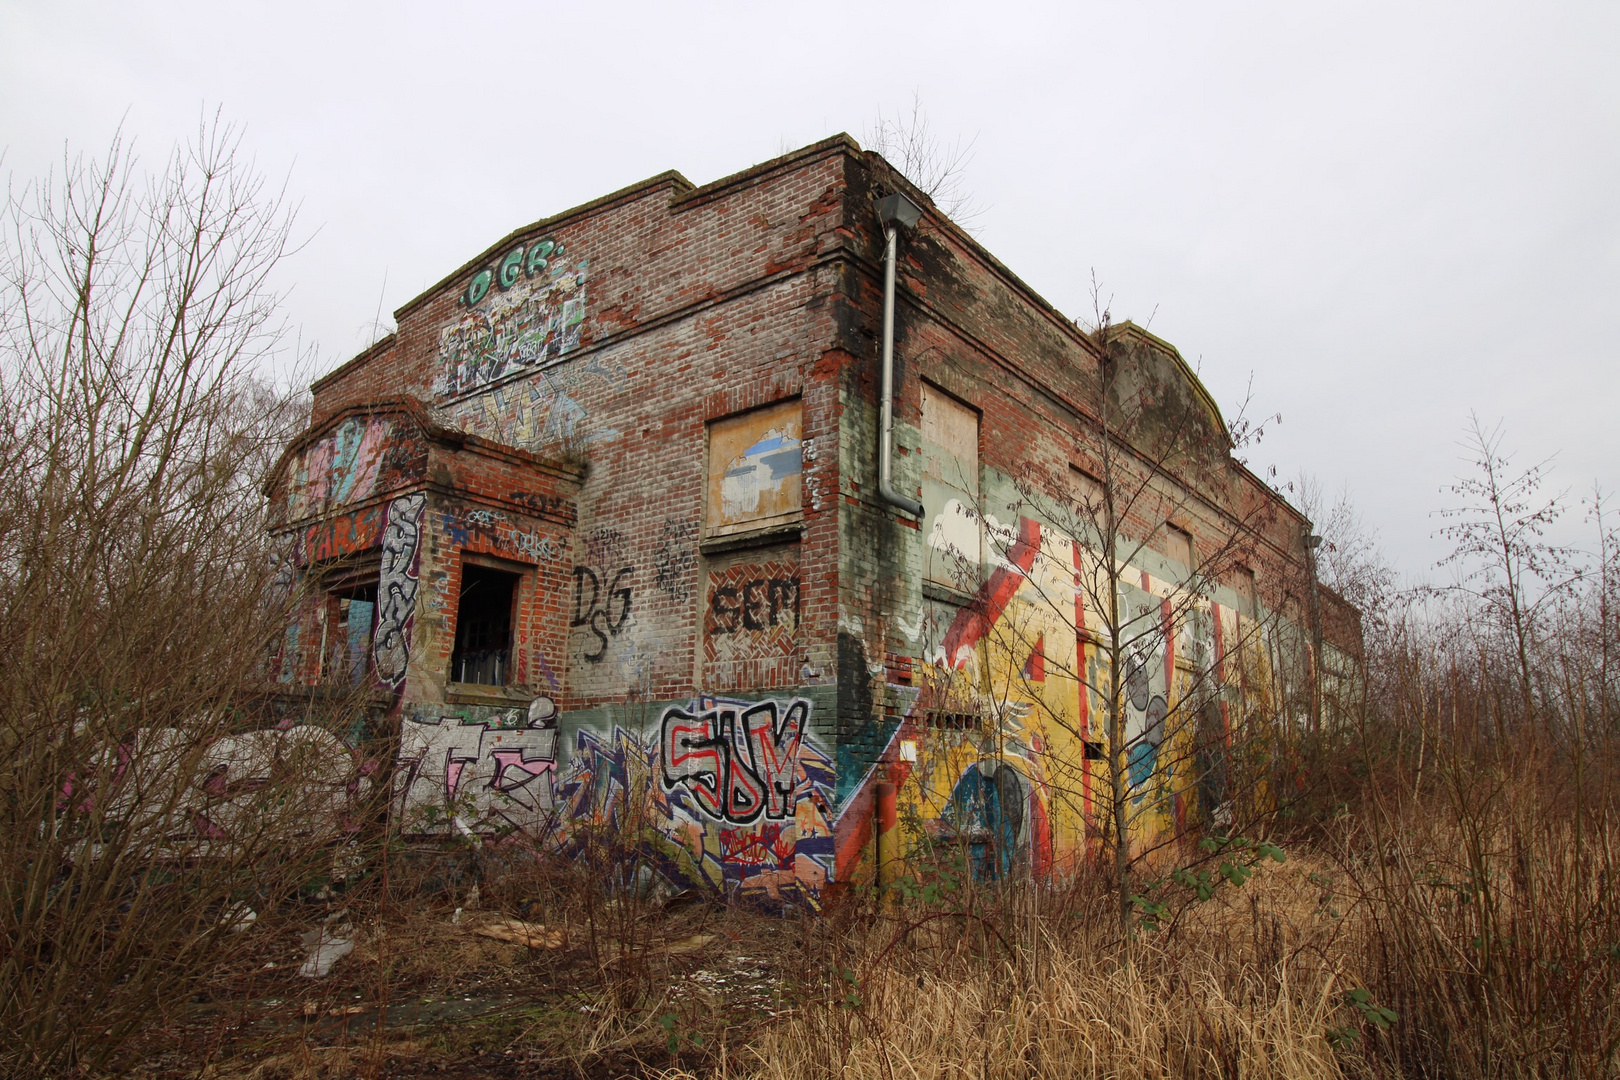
[831,151,1341,664]
[309,337,433,424]
[309,138,858,712]
[298,135,1355,723]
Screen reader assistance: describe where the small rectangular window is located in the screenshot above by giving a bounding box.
[705,399,803,539]
[452,564,519,685]
[1233,566,1259,620]
[921,385,981,590]
[921,383,979,490]
[1068,466,1105,527]
[1163,525,1194,570]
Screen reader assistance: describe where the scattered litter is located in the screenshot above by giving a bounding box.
[660,888,703,911]
[451,907,463,925]
[262,962,276,970]
[327,1004,365,1017]
[674,954,783,1013]
[301,1002,320,1018]
[219,902,257,933]
[298,924,355,978]
[473,917,566,949]
[330,841,365,882]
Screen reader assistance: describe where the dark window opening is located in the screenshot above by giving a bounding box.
[452,565,518,686]
[924,710,980,731]
[325,582,377,686]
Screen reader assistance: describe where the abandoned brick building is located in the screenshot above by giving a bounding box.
[267,135,1361,906]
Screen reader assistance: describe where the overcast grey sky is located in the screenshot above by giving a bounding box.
[4,0,1616,580]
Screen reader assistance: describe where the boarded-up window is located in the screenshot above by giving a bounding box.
[705,399,802,539]
[1068,466,1103,521]
[1232,566,1259,619]
[922,384,978,489]
[1163,525,1194,570]
[702,542,801,692]
[921,384,980,590]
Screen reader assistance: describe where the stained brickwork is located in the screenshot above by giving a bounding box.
[267,135,1359,901]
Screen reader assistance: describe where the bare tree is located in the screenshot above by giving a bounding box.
[1585,486,1620,733]
[906,284,1302,935]
[1295,474,1400,632]
[1434,414,1581,730]
[864,93,986,227]
[0,120,370,1076]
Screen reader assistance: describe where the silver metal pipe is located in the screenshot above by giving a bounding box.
[878,225,923,518]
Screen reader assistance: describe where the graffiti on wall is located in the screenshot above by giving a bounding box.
[81,724,371,844]
[703,558,801,690]
[436,238,589,398]
[445,355,625,454]
[706,569,800,638]
[373,493,426,688]
[396,697,560,835]
[393,694,836,905]
[571,565,634,663]
[1121,594,1172,794]
[660,697,809,824]
[653,519,696,602]
[552,697,835,903]
[286,414,400,521]
[440,505,565,564]
[826,507,1248,886]
[196,724,370,837]
[299,506,386,566]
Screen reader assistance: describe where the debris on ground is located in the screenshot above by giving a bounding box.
[472,916,566,949]
[298,923,356,978]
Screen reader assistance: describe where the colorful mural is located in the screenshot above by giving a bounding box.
[372,503,1279,899]
[436,240,589,398]
[284,414,397,521]
[394,694,836,906]
[831,506,1274,887]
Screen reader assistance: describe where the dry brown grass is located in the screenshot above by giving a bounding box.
[737,857,1355,1080]
[95,733,1619,1080]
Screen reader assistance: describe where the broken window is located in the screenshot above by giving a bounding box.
[705,398,803,539]
[451,564,519,686]
[319,571,378,686]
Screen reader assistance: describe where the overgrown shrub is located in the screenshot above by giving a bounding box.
[0,123,376,1077]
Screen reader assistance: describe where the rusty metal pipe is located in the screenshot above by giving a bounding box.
[875,780,899,891]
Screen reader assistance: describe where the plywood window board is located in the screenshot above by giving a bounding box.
[705,399,803,540]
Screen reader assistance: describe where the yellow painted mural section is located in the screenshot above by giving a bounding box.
[893,507,1287,883]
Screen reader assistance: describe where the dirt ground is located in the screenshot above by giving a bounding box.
[126,891,824,1080]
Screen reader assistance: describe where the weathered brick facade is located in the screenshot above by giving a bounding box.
[268,135,1359,906]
